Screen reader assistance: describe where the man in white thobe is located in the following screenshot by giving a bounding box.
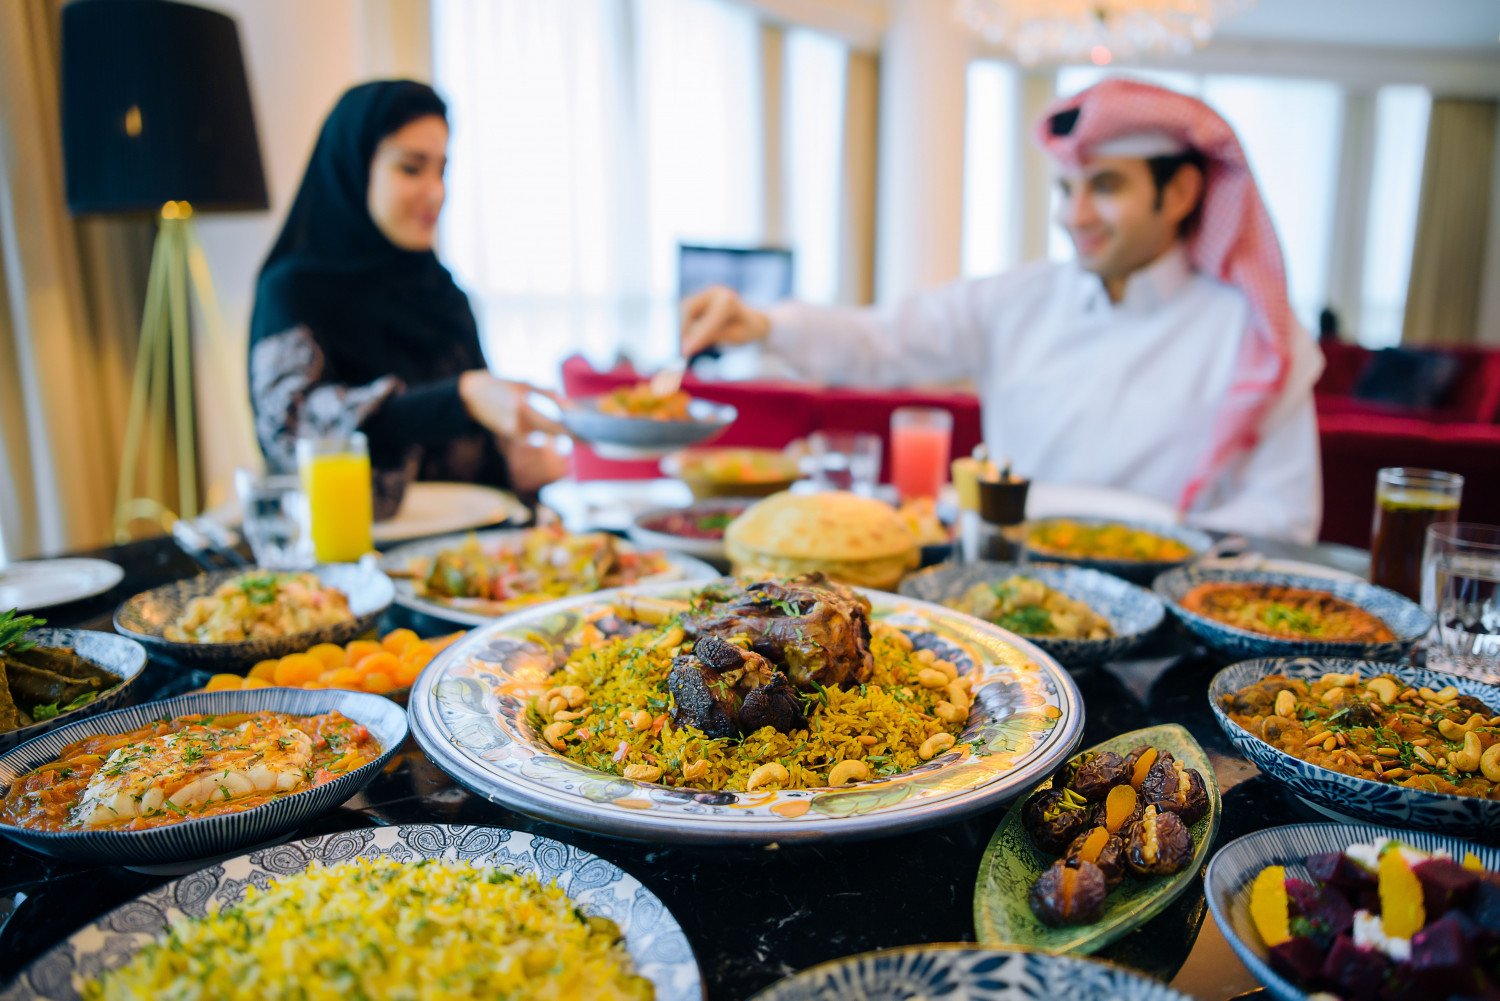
[681,79,1324,544]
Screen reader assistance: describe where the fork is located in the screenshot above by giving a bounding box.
[648,356,688,398]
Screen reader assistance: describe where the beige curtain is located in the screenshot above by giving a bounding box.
[0,0,152,559]
[1402,97,1497,345]
[838,49,879,306]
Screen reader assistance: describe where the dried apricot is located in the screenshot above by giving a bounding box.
[241,676,271,689]
[1249,865,1291,947]
[1104,784,1138,833]
[345,640,383,666]
[1075,826,1109,865]
[274,653,323,687]
[204,673,245,692]
[1130,748,1158,789]
[249,660,280,681]
[380,628,420,656]
[361,671,395,694]
[306,643,347,669]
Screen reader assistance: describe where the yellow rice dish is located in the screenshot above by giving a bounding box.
[164,572,353,644]
[85,856,653,1001]
[532,576,972,792]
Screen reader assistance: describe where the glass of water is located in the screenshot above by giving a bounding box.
[234,468,313,569]
[1423,522,1500,682]
[807,431,882,494]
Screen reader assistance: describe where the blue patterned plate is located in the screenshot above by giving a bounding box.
[409,580,1084,844]
[0,688,408,865]
[1154,566,1429,661]
[1204,822,1500,1001]
[0,823,700,1001]
[1019,517,1212,585]
[113,562,395,670]
[0,628,147,755]
[900,562,1164,667]
[1209,657,1500,839]
[380,527,721,629]
[749,944,1191,1000]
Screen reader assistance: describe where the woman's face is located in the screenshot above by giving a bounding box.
[367,114,448,251]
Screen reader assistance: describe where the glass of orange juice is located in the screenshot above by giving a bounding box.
[296,431,374,563]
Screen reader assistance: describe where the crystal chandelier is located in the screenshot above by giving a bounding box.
[954,0,1253,66]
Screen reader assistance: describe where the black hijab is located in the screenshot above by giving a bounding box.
[250,80,483,387]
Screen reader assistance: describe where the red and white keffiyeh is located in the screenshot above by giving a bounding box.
[1035,78,1309,514]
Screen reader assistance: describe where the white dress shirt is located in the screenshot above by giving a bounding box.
[763,245,1324,543]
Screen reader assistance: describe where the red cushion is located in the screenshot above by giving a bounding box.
[1317,412,1500,547]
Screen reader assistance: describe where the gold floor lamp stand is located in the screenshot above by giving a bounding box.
[113,200,215,541]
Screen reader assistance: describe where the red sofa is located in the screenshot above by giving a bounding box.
[562,348,1500,546]
[1315,341,1500,547]
[560,356,983,482]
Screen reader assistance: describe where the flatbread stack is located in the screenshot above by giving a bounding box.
[725,491,920,591]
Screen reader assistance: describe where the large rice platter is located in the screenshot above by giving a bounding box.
[410,574,1083,842]
[534,574,972,791]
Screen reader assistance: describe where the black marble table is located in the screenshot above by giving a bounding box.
[0,534,1383,999]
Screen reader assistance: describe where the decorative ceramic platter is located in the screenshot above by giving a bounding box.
[113,562,394,670]
[1204,823,1500,1001]
[899,561,1165,668]
[0,824,702,1001]
[563,397,737,460]
[748,944,1191,1000]
[1019,517,1213,585]
[409,581,1085,844]
[0,559,124,612]
[973,723,1222,955]
[380,528,721,629]
[1156,566,1430,661]
[372,481,530,543]
[1209,656,1500,839]
[0,628,147,755]
[0,688,408,865]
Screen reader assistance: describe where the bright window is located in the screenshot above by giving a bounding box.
[783,28,848,303]
[962,60,1020,277]
[1360,86,1431,348]
[433,0,765,386]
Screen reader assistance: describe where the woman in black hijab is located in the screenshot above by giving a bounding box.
[249,80,565,516]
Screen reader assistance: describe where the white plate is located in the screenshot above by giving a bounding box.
[0,559,124,611]
[1194,555,1364,583]
[380,527,720,628]
[372,482,530,543]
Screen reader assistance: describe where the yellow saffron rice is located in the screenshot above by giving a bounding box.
[533,619,969,791]
[85,857,653,1001]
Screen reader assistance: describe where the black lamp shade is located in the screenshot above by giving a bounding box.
[61,0,268,215]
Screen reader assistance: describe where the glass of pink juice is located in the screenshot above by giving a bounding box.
[890,407,952,502]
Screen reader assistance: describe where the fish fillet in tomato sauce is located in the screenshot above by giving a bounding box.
[0,711,379,832]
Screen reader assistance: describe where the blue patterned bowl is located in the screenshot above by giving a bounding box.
[113,562,395,670]
[1155,566,1429,661]
[750,944,1191,1000]
[0,688,408,865]
[1019,517,1212,585]
[0,628,147,755]
[1208,657,1500,839]
[0,824,701,1001]
[900,561,1164,667]
[1205,823,1500,1001]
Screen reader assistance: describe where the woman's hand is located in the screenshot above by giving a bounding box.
[459,371,571,493]
[680,285,771,358]
[458,371,566,439]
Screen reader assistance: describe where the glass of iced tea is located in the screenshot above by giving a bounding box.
[1369,467,1462,600]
